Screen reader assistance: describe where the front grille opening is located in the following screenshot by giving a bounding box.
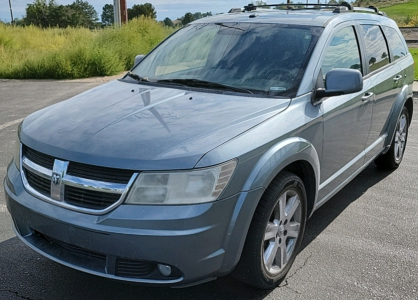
[67,162,134,184]
[33,231,183,280]
[36,231,106,262]
[115,258,156,278]
[24,168,51,197]
[23,146,55,169]
[115,258,183,280]
[65,186,121,210]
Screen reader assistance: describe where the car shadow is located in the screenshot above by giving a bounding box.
[301,163,394,251]
[0,164,394,300]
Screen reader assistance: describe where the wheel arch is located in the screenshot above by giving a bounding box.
[221,137,320,273]
[405,97,413,127]
[383,86,413,152]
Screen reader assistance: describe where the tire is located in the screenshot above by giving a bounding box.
[232,171,307,289]
[375,107,409,170]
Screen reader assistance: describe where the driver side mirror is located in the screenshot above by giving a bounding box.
[313,68,363,105]
[133,55,145,68]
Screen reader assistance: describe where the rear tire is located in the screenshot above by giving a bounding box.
[375,107,409,170]
[232,171,307,289]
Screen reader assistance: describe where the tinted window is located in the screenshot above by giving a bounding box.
[383,26,408,61]
[360,25,389,72]
[133,23,323,97]
[321,26,362,78]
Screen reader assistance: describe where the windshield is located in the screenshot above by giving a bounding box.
[132,23,323,97]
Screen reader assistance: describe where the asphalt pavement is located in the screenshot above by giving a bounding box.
[0,78,417,300]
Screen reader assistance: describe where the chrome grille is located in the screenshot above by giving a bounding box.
[21,145,137,214]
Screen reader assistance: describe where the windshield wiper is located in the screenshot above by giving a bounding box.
[126,72,150,82]
[157,79,253,94]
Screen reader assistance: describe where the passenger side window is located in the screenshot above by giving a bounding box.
[321,26,362,79]
[382,26,408,61]
[359,25,390,73]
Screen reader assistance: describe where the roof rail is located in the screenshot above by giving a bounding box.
[243,2,386,16]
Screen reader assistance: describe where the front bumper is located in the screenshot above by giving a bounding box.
[4,160,264,286]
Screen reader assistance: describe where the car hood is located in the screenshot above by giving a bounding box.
[20,80,290,170]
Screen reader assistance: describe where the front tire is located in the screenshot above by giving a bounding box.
[375,107,409,170]
[233,171,307,289]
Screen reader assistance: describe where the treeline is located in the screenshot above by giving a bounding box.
[8,0,213,28]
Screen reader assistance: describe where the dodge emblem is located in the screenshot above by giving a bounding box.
[52,172,61,185]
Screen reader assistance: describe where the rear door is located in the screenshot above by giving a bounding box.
[357,23,404,162]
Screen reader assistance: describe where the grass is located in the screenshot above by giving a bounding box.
[408,48,418,80]
[0,18,174,79]
[380,0,418,26]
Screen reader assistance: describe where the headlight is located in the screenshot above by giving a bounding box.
[14,136,21,171]
[125,160,237,205]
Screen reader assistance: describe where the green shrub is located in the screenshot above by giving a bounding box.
[408,48,418,80]
[0,18,174,79]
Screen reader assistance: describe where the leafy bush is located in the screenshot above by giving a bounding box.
[0,17,174,79]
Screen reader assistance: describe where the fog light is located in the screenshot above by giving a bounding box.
[157,264,172,276]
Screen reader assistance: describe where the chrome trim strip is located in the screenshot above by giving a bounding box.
[22,157,52,179]
[63,175,127,194]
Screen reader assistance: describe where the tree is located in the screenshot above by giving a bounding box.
[128,3,156,20]
[23,0,99,28]
[24,0,55,27]
[182,12,194,25]
[68,0,98,28]
[193,12,202,20]
[252,1,267,5]
[101,4,114,25]
[163,17,174,27]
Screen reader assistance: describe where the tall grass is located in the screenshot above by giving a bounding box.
[0,18,174,79]
[380,0,418,26]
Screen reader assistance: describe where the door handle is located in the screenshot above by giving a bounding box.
[393,75,403,82]
[361,92,374,103]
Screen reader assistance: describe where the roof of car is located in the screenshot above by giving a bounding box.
[192,8,391,28]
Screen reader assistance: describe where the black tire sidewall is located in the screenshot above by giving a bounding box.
[258,175,307,284]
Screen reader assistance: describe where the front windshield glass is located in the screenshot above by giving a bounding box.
[132,23,323,97]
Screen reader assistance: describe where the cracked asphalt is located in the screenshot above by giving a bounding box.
[1,79,417,300]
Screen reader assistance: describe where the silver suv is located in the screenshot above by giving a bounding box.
[4,3,414,289]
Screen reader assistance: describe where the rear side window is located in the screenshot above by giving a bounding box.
[321,26,362,78]
[359,25,389,73]
[382,26,408,61]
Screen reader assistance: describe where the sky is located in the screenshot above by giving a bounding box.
[0,0,268,23]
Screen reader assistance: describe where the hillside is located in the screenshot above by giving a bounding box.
[354,0,418,26]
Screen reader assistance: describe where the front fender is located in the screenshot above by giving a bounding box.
[219,137,320,273]
[242,137,320,192]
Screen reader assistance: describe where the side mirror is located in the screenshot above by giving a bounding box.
[314,68,363,103]
[133,55,145,68]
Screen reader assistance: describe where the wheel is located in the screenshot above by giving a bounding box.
[232,171,307,289]
[375,107,409,170]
